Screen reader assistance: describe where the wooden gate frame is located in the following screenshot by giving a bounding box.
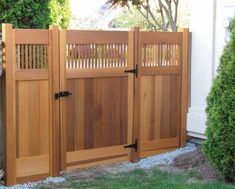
[2,24,60,186]
[2,24,189,186]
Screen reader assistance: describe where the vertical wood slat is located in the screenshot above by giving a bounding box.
[49,25,60,176]
[29,45,32,69]
[65,43,128,69]
[25,45,28,69]
[21,45,24,69]
[2,23,17,186]
[180,29,189,147]
[59,30,67,170]
[130,27,141,162]
[17,45,20,69]
[33,45,36,69]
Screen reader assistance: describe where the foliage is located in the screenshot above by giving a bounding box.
[38,168,235,189]
[0,0,51,29]
[109,5,153,30]
[0,0,70,29]
[109,0,179,31]
[203,18,235,182]
[49,0,71,29]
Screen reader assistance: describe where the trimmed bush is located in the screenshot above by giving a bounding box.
[0,0,70,29]
[203,18,235,182]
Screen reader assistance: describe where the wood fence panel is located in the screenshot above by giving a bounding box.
[2,25,189,185]
[59,30,134,170]
[2,24,59,185]
[138,31,189,158]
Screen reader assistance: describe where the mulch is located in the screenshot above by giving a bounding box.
[171,147,218,181]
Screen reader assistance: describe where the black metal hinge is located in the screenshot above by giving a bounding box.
[124,139,138,152]
[55,91,72,99]
[124,64,138,78]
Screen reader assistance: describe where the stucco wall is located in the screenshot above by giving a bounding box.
[187,0,235,138]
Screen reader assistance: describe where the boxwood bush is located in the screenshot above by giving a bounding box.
[203,18,235,182]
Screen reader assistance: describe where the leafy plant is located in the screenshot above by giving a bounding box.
[0,0,70,29]
[109,5,153,31]
[49,0,71,29]
[109,0,179,31]
[203,18,235,182]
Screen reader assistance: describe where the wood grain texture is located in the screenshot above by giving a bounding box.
[67,145,129,166]
[66,68,127,78]
[138,68,181,157]
[15,29,49,44]
[16,155,49,177]
[59,29,67,170]
[67,155,128,170]
[66,77,128,151]
[15,69,49,80]
[180,29,189,147]
[49,25,60,176]
[16,81,49,157]
[67,30,128,44]
[2,24,17,186]
[140,147,177,158]
[140,32,182,44]
[140,75,181,142]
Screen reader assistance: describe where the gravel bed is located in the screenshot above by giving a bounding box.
[105,143,197,171]
[0,177,65,189]
[0,143,197,189]
[127,142,197,169]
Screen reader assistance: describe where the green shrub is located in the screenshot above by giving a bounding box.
[0,0,70,29]
[203,18,235,182]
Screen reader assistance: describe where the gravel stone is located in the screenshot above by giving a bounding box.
[0,143,197,188]
[111,143,197,170]
[0,177,65,189]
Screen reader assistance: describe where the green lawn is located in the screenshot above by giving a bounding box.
[39,168,235,189]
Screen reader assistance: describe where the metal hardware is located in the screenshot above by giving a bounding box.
[55,91,72,99]
[124,139,138,152]
[124,64,138,78]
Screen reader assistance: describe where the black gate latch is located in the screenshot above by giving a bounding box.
[55,91,72,99]
[124,64,138,78]
[124,139,138,152]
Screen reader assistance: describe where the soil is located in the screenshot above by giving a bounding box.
[171,147,218,181]
[61,147,219,183]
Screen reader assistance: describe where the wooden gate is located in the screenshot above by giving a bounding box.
[58,30,136,170]
[136,30,189,158]
[2,24,60,185]
[2,24,189,186]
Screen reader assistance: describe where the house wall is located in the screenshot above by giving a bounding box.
[187,0,235,138]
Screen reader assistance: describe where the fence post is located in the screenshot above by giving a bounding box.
[2,23,16,185]
[59,29,67,170]
[129,27,140,162]
[49,25,60,176]
[181,28,189,147]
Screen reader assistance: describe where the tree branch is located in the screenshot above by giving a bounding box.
[137,7,157,31]
[158,1,166,31]
[174,0,179,29]
[159,0,176,31]
[140,1,163,30]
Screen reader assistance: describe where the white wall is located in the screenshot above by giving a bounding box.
[187,0,235,138]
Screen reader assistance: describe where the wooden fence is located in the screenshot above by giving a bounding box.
[2,24,189,186]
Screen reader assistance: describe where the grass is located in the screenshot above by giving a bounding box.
[38,168,235,189]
